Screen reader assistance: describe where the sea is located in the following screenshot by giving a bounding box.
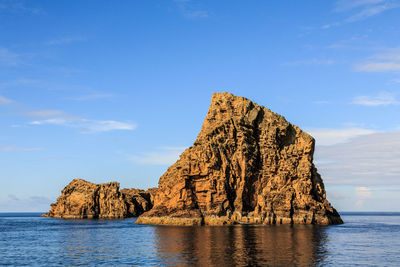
[0,212,399,266]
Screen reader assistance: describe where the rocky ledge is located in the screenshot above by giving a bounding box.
[43,179,156,219]
[136,92,342,226]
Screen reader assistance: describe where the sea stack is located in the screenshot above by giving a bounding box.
[44,179,156,219]
[136,92,342,225]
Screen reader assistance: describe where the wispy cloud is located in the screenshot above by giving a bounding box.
[44,36,86,46]
[27,108,136,133]
[355,48,400,72]
[313,100,330,104]
[0,195,52,212]
[0,145,42,152]
[129,146,186,165]
[68,93,114,101]
[0,95,13,104]
[333,0,386,12]
[355,62,400,72]
[0,0,44,15]
[174,0,209,19]
[323,0,400,28]
[0,78,41,88]
[30,117,136,133]
[26,109,69,118]
[351,92,400,106]
[0,47,21,66]
[282,59,335,66]
[355,186,372,207]
[307,127,377,146]
[356,186,372,197]
[315,131,400,186]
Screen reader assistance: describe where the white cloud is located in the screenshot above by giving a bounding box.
[351,92,400,106]
[69,93,114,101]
[307,127,377,146]
[174,0,209,19]
[314,131,400,186]
[355,62,400,72]
[0,195,52,212]
[355,47,400,72]
[27,108,136,133]
[26,109,69,118]
[0,145,42,152]
[0,95,13,104]
[80,119,135,132]
[0,0,43,15]
[355,186,372,207]
[30,118,136,133]
[129,146,186,165]
[0,47,20,66]
[313,100,329,104]
[356,186,372,197]
[44,36,86,46]
[282,59,334,66]
[389,78,400,84]
[323,0,400,28]
[345,2,399,22]
[333,0,386,12]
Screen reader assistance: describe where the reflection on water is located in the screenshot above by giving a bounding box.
[154,225,328,266]
[2,214,399,266]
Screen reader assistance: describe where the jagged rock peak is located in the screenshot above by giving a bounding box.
[136,92,342,226]
[44,178,157,219]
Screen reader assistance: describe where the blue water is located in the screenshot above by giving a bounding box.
[0,213,399,266]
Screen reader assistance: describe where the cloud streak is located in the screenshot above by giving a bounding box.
[323,0,400,28]
[44,36,86,46]
[174,0,209,19]
[307,127,377,146]
[0,47,20,66]
[68,93,114,101]
[282,59,335,66]
[0,145,42,152]
[129,146,186,165]
[27,109,136,133]
[0,0,44,15]
[355,48,400,72]
[351,92,400,106]
[0,95,13,104]
[314,131,400,186]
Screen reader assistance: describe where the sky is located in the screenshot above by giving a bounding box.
[0,0,399,212]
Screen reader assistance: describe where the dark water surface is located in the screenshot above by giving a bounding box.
[0,212,399,266]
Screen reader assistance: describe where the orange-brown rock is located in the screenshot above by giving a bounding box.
[43,179,156,219]
[137,92,342,226]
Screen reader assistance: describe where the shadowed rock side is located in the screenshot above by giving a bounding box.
[137,92,342,226]
[43,179,157,219]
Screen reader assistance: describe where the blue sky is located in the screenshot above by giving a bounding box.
[0,0,399,212]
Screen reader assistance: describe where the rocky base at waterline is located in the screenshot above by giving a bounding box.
[136,92,343,226]
[43,179,157,219]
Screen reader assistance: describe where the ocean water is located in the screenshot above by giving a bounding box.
[0,213,399,266]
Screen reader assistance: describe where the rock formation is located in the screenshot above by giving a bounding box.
[136,92,342,226]
[43,179,156,219]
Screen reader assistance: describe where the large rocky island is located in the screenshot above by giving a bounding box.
[45,92,342,225]
[136,92,342,225]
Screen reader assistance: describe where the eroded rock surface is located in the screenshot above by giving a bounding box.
[137,92,342,225]
[44,179,156,219]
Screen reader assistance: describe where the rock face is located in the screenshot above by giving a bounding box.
[137,92,342,226]
[44,179,156,219]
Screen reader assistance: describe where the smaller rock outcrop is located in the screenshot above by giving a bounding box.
[43,179,157,219]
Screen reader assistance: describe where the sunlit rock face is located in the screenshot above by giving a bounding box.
[44,179,157,219]
[137,92,342,226]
